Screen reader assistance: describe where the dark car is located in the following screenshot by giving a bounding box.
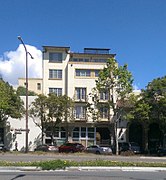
[59,143,85,153]
[129,142,141,154]
[34,144,58,152]
[157,147,166,156]
[0,144,8,152]
[86,145,112,155]
[118,142,130,153]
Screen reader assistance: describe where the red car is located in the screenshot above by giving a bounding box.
[59,143,85,153]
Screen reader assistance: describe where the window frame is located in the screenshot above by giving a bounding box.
[75,69,91,77]
[49,69,62,79]
[49,88,62,96]
[49,52,62,63]
[75,87,86,100]
[74,105,86,119]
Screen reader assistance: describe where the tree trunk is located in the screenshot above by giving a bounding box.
[114,121,119,155]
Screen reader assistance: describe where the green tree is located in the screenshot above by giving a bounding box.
[126,95,151,151]
[17,86,36,96]
[0,79,24,124]
[143,77,166,145]
[127,76,166,150]
[29,93,74,144]
[91,58,133,155]
[29,94,48,143]
[46,94,74,143]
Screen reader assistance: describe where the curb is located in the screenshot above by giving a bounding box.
[66,166,166,172]
[0,166,166,172]
[0,166,41,171]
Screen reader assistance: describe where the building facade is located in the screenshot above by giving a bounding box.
[18,78,43,95]
[42,46,127,147]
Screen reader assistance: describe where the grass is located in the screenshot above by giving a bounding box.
[0,159,166,170]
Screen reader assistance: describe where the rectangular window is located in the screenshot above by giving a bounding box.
[88,127,95,138]
[100,91,109,100]
[81,127,86,138]
[49,52,62,62]
[54,127,66,138]
[49,69,62,79]
[75,69,91,77]
[60,127,66,138]
[75,106,86,119]
[73,127,79,138]
[49,88,62,96]
[94,70,100,77]
[37,83,41,90]
[75,88,86,100]
[100,107,108,119]
[92,59,107,63]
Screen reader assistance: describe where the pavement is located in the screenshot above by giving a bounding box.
[0,166,166,172]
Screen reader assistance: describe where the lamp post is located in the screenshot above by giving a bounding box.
[17,36,33,153]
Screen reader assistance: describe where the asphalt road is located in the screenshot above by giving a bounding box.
[0,170,166,180]
[0,152,166,163]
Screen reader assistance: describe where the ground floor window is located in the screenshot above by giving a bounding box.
[72,127,96,147]
[45,127,66,146]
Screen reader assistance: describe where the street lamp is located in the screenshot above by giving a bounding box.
[17,36,34,153]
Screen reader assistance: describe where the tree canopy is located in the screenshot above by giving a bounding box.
[29,93,74,144]
[17,86,36,96]
[90,58,133,155]
[0,80,24,123]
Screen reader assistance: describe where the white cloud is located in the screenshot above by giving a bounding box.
[0,45,42,86]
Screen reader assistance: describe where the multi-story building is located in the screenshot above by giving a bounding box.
[42,46,127,147]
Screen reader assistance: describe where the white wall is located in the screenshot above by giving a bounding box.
[6,96,41,151]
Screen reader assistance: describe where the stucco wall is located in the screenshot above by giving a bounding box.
[6,96,41,151]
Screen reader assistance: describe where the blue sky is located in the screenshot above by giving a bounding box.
[0,0,166,89]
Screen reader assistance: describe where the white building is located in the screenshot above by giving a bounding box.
[42,46,127,147]
[6,96,41,151]
[5,46,128,150]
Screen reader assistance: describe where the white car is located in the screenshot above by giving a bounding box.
[86,145,112,155]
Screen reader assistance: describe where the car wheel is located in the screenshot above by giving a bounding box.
[96,151,100,154]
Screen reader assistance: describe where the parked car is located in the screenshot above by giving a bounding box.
[129,142,141,154]
[118,142,130,153]
[34,144,58,152]
[117,142,141,154]
[0,144,8,152]
[157,147,166,156]
[86,145,112,155]
[59,143,85,153]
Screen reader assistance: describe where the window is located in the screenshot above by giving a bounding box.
[73,127,79,138]
[100,107,108,119]
[37,83,41,90]
[88,127,95,138]
[76,69,91,77]
[81,127,86,138]
[92,59,107,63]
[49,52,62,62]
[72,58,90,62]
[49,69,62,79]
[49,88,62,96]
[94,70,100,77]
[75,88,86,100]
[75,106,86,119]
[52,127,66,138]
[100,91,109,100]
